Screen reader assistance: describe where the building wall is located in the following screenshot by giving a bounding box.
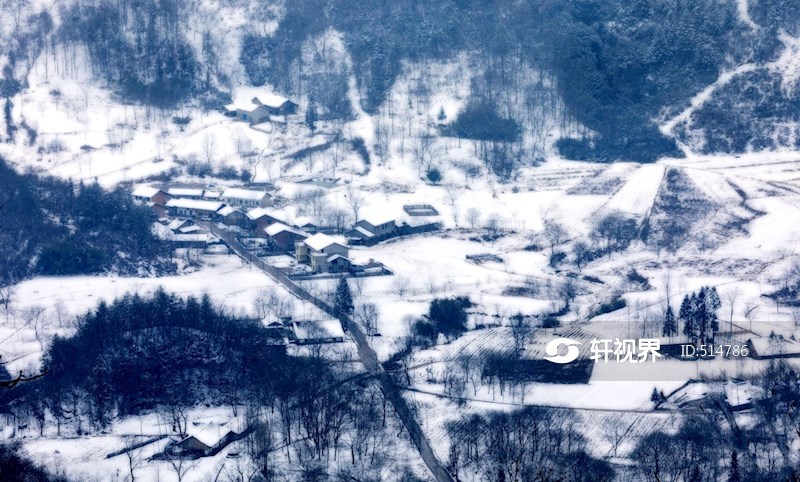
[321,244,349,258]
[272,231,305,251]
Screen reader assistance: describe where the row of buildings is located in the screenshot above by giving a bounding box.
[134,182,441,274]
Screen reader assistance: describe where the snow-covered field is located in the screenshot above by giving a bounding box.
[3,6,800,479]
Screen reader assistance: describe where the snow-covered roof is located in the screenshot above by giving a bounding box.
[292,319,345,341]
[178,225,204,234]
[750,336,800,357]
[327,254,350,263]
[265,222,307,238]
[184,422,234,448]
[222,188,270,201]
[303,233,346,252]
[247,207,284,221]
[223,104,237,112]
[203,190,222,199]
[353,226,375,237]
[166,198,224,212]
[167,218,192,231]
[132,185,164,198]
[252,93,291,108]
[293,216,316,227]
[167,187,204,197]
[360,213,397,227]
[232,102,265,113]
[169,233,215,243]
[217,205,238,217]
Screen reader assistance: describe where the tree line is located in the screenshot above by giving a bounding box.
[0,157,172,286]
[6,290,427,481]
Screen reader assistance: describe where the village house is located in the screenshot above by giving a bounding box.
[247,207,286,232]
[264,222,308,251]
[224,93,298,124]
[132,185,171,205]
[167,218,194,233]
[132,186,172,218]
[295,233,350,273]
[170,421,241,457]
[223,102,270,124]
[166,198,225,218]
[293,216,318,233]
[216,205,249,227]
[348,214,398,245]
[221,187,272,208]
[202,190,222,201]
[251,93,299,116]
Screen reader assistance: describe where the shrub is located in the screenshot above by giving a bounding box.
[592,298,627,318]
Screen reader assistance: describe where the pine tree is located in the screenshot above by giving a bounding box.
[333,277,353,320]
[680,295,695,342]
[663,304,677,337]
[697,288,708,343]
[708,286,721,337]
[305,100,318,133]
[438,106,447,123]
[728,451,740,482]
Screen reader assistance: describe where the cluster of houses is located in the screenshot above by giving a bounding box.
[133,181,441,275]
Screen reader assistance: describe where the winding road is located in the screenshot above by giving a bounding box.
[204,222,455,482]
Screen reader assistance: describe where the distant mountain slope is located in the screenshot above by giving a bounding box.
[3,0,800,167]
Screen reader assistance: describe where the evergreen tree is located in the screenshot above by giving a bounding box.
[333,277,354,320]
[437,106,446,123]
[663,304,677,337]
[305,100,319,133]
[697,288,708,343]
[707,286,721,337]
[680,295,695,342]
[728,451,740,482]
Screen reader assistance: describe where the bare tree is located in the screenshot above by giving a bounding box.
[484,214,502,240]
[412,135,436,176]
[572,241,590,272]
[0,285,16,321]
[603,418,633,458]
[330,140,345,175]
[465,208,481,231]
[744,302,759,332]
[201,132,217,165]
[345,185,365,223]
[166,455,196,482]
[21,306,47,349]
[124,439,144,482]
[392,276,411,300]
[253,287,293,321]
[509,314,534,357]
[355,302,379,337]
[723,287,741,334]
[444,184,460,225]
[543,220,567,258]
[321,206,351,234]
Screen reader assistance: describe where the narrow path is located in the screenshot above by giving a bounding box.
[204,222,456,482]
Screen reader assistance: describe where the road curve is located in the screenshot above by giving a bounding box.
[205,223,455,482]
